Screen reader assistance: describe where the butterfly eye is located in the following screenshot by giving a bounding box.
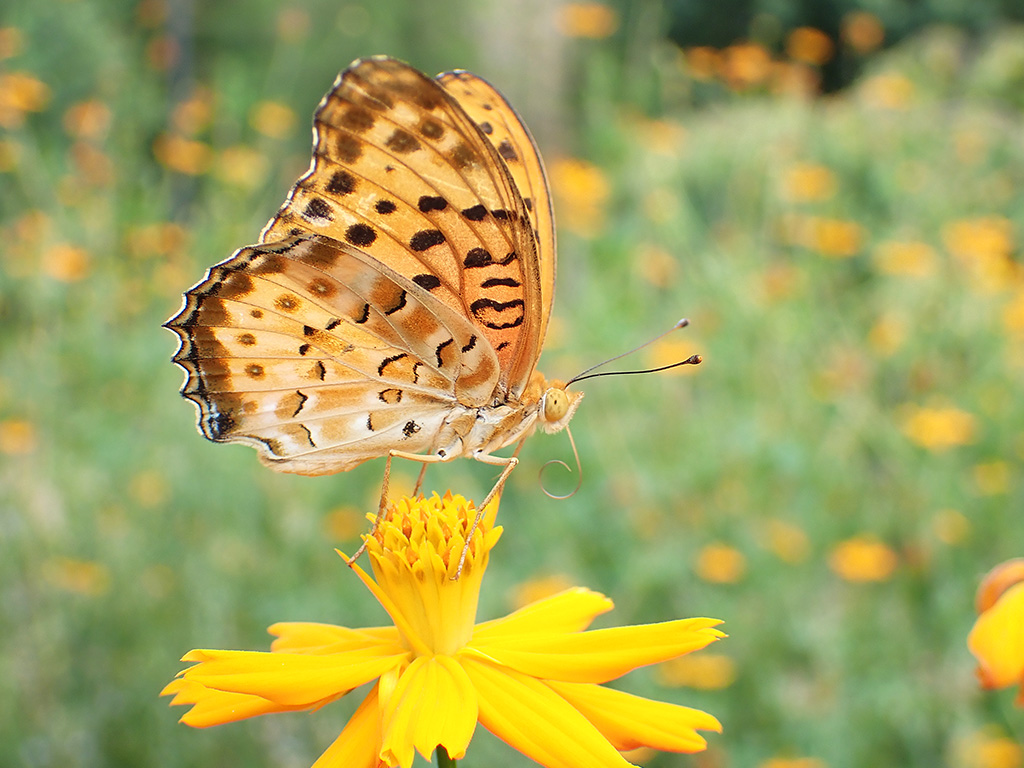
[542,388,569,423]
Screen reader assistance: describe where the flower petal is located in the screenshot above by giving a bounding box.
[380,656,478,768]
[471,618,725,683]
[269,621,400,653]
[463,657,635,768]
[181,647,407,706]
[548,681,721,753]
[161,678,308,728]
[311,685,381,768]
[969,581,1024,689]
[473,588,614,641]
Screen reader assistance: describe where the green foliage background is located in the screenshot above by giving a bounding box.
[2,1,1023,766]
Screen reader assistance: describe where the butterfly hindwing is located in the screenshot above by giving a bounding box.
[166,235,501,475]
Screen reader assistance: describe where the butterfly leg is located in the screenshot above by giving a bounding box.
[346,449,450,565]
[454,452,520,578]
[412,461,429,496]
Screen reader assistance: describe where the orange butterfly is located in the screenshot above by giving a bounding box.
[166,57,583,522]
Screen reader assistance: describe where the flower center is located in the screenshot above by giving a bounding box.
[364,492,501,656]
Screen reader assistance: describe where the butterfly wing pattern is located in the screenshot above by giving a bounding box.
[165,57,582,478]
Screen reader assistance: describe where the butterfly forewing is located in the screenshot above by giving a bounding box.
[438,70,556,349]
[259,57,542,398]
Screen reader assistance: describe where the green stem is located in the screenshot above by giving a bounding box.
[435,745,457,768]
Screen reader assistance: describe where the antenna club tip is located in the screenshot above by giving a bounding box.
[688,354,703,365]
[675,318,690,329]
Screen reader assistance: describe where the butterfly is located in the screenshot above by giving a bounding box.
[165,56,584,521]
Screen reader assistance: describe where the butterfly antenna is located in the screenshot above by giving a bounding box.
[566,318,700,387]
[540,425,583,500]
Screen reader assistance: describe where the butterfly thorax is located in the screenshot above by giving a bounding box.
[436,371,583,460]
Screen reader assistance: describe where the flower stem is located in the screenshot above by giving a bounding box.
[435,745,457,768]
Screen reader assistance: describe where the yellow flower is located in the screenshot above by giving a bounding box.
[780,162,837,203]
[556,3,619,39]
[859,73,915,110]
[550,158,610,237]
[901,404,977,451]
[786,27,834,66]
[872,240,936,277]
[153,133,213,175]
[657,653,737,690]
[828,536,898,582]
[164,493,724,767]
[968,559,1024,702]
[842,12,885,54]
[694,543,746,584]
[249,100,297,139]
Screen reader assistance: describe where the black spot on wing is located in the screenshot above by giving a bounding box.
[402,420,420,438]
[375,199,397,215]
[461,204,487,221]
[304,198,333,220]
[410,229,445,252]
[470,298,525,330]
[326,317,341,330]
[346,223,377,247]
[413,274,442,291]
[354,304,370,324]
[299,343,310,356]
[497,140,518,161]
[386,128,420,154]
[418,195,448,213]
[326,170,357,195]
[478,121,493,135]
[461,335,476,353]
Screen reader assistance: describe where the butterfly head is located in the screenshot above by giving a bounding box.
[538,381,583,435]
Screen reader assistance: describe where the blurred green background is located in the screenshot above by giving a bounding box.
[3,0,1024,766]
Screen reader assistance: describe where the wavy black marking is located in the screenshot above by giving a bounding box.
[378,353,408,377]
[461,335,477,353]
[314,361,326,381]
[292,390,308,417]
[326,317,341,331]
[435,338,453,367]
[471,297,525,330]
[384,290,407,315]
[481,277,521,288]
[355,304,370,324]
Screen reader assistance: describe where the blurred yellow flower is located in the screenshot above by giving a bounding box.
[872,240,937,277]
[901,404,977,451]
[70,141,115,186]
[786,27,834,66]
[931,508,970,545]
[758,263,802,304]
[842,12,885,54]
[153,133,213,175]
[276,7,311,42]
[43,244,91,282]
[636,118,686,156]
[953,727,1024,768]
[763,519,810,564]
[780,162,837,203]
[770,61,821,98]
[125,222,188,259]
[164,493,724,767]
[969,560,1024,703]
[634,244,678,289]
[511,574,576,609]
[860,73,915,110]
[43,557,112,597]
[129,469,169,509]
[760,758,827,768]
[657,653,737,690]
[215,145,269,189]
[63,100,112,140]
[809,218,864,258]
[974,461,1011,496]
[249,100,297,139]
[683,47,722,81]
[867,315,906,357]
[829,536,898,582]
[0,418,36,455]
[1002,289,1024,336]
[695,543,747,584]
[0,71,51,128]
[556,3,619,39]
[721,43,774,89]
[550,157,610,237]
[943,216,1017,292]
[323,504,363,541]
[0,27,24,60]
[172,88,214,136]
